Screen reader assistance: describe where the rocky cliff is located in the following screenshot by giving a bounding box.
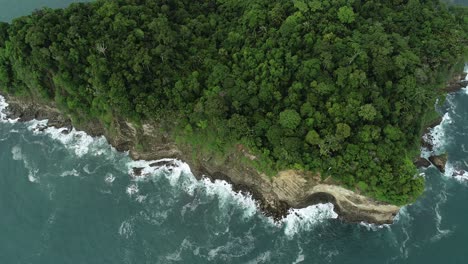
[4,67,467,224]
[3,93,401,225]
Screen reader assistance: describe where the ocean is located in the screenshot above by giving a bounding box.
[1,1,468,264]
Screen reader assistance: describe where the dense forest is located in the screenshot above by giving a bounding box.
[0,0,466,205]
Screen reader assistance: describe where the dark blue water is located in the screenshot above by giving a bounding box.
[1,2,468,263]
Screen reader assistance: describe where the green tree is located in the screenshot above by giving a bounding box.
[279,109,301,129]
[338,6,355,24]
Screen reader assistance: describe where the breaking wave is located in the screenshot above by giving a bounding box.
[0,95,18,123]
[11,144,39,183]
[423,112,453,154]
[282,203,338,238]
[4,106,339,236]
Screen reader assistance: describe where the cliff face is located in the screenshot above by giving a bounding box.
[3,93,400,224]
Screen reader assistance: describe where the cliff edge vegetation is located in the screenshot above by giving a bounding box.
[0,0,467,206]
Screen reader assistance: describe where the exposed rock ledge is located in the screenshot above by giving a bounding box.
[2,93,399,224]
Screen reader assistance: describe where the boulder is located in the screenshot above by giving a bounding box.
[429,153,448,173]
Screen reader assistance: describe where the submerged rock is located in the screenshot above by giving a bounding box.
[452,170,467,177]
[149,160,177,168]
[132,167,144,177]
[429,153,448,173]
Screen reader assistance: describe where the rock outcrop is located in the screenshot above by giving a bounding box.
[2,93,400,224]
[444,72,468,93]
[429,154,448,173]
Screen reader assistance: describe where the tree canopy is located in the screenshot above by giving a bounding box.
[0,0,467,205]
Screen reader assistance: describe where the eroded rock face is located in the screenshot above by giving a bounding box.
[2,93,400,224]
[429,154,448,173]
[444,72,468,93]
[4,95,72,129]
[270,171,399,224]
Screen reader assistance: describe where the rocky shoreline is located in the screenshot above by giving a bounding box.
[416,71,468,175]
[0,71,465,225]
[2,93,401,224]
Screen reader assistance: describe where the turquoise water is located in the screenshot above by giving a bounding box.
[2,84,467,263]
[1,2,468,263]
[0,0,89,22]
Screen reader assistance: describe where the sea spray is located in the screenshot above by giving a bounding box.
[127,158,339,229]
[0,95,18,123]
[11,144,40,183]
[359,221,391,231]
[2,93,342,237]
[282,203,338,238]
[27,121,109,157]
[423,112,453,154]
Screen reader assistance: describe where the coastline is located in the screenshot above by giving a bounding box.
[0,71,465,225]
[1,93,401,224]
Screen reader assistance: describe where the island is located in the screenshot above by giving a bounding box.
[0,0,467,224]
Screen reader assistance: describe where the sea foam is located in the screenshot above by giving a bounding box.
[282,203,338,238]
[127,157,339,233]
[3,93,339,235]
[423,112,453,154]
[27,121,108,157]
[0,95,18,123]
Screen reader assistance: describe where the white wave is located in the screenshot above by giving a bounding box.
[202,178,258,219]
[60,169,79,177]
[207,233,255,261]
[164,238,195,262]
[140,208,169,226]
[282,203,338,238]
[420,147,431,159]
[28,168,40,183]
[453,170,468,183]
[443,162,467,182]
[11,145,23,161]
[245,251,272,264]
[126,159,259,219]
[127,159,176,179]
[12,145,40,183]
[391,206,412,259]
[400,224,410,259]
[292,246,305,264]
[118,219,134,239]
[127,158,341,234]
[443,162,455,179]
[0,95,18,123]
[105,173,115,184]
[359,222,390,231]
[83,164,93,174]
[135,195,147,203]
[393,206,410,223]
[462,65,468,94]
[462,144,468,153]
[423,112,453,154]
[126,184,139,196]
[3,98,357,233]
[26,119,110,158]
[430,187,452,242]
[181,199,202,218]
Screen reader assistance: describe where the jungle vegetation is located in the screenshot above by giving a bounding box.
[0,0,467,205]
